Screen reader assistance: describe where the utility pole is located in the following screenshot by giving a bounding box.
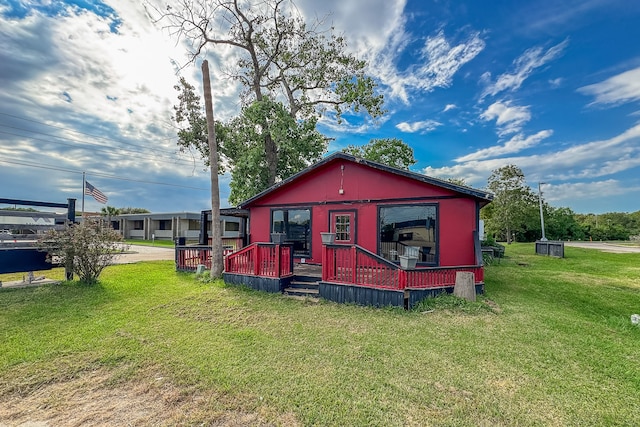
[202,60,223,277]
[538,182,547,241]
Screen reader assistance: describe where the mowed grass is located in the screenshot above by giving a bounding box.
[1,244,640,426]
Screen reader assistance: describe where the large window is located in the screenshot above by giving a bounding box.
[271,208,311,257]
[379,204,437,265]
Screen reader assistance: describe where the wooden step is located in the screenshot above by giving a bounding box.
[288,281,320,290]
[283,286,320,298]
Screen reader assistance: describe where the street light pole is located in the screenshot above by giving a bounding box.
[538,182,547,241]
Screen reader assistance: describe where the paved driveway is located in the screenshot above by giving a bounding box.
[113,244,175,264]
[564,241,640,254]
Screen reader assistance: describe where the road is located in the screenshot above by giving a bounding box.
[563,241,640,254]
[113,244,175,264]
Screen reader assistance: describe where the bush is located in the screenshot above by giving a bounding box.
[38,219,128,284]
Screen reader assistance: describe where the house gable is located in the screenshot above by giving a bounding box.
[240,153,492,208]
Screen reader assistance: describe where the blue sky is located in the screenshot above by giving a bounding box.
[1,0,640,215]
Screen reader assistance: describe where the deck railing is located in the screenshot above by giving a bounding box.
[322,244,483,290]
[224,243,293,278]
[175,245,212,272]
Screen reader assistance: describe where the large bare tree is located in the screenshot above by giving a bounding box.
[157,0,384,188]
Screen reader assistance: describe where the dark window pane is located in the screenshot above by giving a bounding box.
[379,205,437,264]
[271,208,311,257]
[335,215,350,241]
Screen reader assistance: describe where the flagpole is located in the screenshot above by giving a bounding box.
[82,172,86,219]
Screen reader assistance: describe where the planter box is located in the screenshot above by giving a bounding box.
[535,240,564,257]
[399,255,418,269]
[270,233,286,244]
[320,232,335,244]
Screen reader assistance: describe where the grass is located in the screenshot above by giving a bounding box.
[1,244,640,425]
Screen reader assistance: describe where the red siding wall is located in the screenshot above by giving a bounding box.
[247,159,479,265]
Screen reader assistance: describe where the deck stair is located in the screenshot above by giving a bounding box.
[284,274,320,299]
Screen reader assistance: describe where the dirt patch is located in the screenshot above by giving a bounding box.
[0,368,297,427]
[484,299,503,314]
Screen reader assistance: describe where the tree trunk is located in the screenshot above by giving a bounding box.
[202,60,223,278]
[264,132,278,186]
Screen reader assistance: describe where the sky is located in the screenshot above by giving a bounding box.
[1,0,640,215]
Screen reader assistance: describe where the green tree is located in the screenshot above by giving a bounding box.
[224,99,325,204]
[38,218,127,285]
[545,207,584,241]
[162,0,384,197]
[100,206,120,228]
[173,77,227,173]
[342,138,416,170]
[483,165,536,244]
[118,207,150,214]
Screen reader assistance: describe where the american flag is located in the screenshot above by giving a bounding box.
[85,181,108,204]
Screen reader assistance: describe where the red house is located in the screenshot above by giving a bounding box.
[218,152,492,308]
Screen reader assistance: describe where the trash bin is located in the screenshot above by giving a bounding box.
[175,237,186,246]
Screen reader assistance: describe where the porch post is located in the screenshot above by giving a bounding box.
[351,245,357,284]
[254,244,261,276]
[322,243,326,281]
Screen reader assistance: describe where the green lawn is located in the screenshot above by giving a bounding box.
[1,244,639,425]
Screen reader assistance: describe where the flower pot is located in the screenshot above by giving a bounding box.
[399,255,418,269]
[320,232,335,244]
[270,233,286,244]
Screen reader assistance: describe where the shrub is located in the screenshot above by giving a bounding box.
[38,219,127,284]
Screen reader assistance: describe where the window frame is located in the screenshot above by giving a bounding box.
[270,207,312,258]
[377,203,439,266]
[328,209,357,244]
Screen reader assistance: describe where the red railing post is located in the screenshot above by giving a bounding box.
[351,245,357,284]
[275,244,281,278]
[254,245,260,276]
[399,269,406,290]
[322,244,327,281]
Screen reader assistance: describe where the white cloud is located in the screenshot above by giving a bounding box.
[578,66,640,106]
[480,101,532,136]
[371,29,485,103]
[443,104,457,112]
[396,120,442,133]
[456,130,552,162]
[545,180,639,203]
[424,123,640,187]
[481,39,569,99]
[549,77,563,88]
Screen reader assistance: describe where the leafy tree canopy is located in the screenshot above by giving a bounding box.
[118,207,150,214]
[342,138,416,170]
[225,98,326,204]
[483,165,537,243]
[162,0,384,200]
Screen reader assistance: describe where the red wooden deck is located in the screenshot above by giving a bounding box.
[178,242,483,291]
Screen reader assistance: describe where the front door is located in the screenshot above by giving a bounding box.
[330,211,356,244]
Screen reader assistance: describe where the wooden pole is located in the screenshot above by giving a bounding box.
[453,271,476,302]
[202,60,223,277]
